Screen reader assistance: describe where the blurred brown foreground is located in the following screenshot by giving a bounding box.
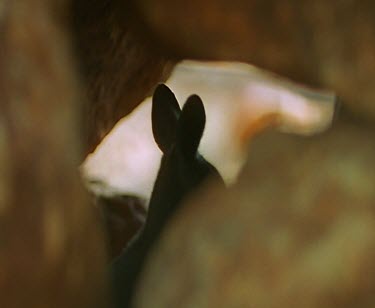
[0,1,375,308]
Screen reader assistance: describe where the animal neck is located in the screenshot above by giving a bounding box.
[141,154,188,240]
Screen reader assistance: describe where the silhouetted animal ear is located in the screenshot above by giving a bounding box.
[152,84,181,153]
[177,94,206,159]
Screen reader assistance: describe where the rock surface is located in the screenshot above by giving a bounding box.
[0,1,107,307]
[136,0,375,121]
[135,117,375,307]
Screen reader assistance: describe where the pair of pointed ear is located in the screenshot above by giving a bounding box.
[152,84,206,158]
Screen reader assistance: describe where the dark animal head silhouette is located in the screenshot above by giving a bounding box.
[111,84,224,308]
[145,83,223,231]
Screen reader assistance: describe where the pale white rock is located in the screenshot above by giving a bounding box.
[82,61,335,202]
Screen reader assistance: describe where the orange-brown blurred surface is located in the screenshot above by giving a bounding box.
[135,118,375,308]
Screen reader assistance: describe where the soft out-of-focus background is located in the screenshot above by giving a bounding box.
[2,1,375,307]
